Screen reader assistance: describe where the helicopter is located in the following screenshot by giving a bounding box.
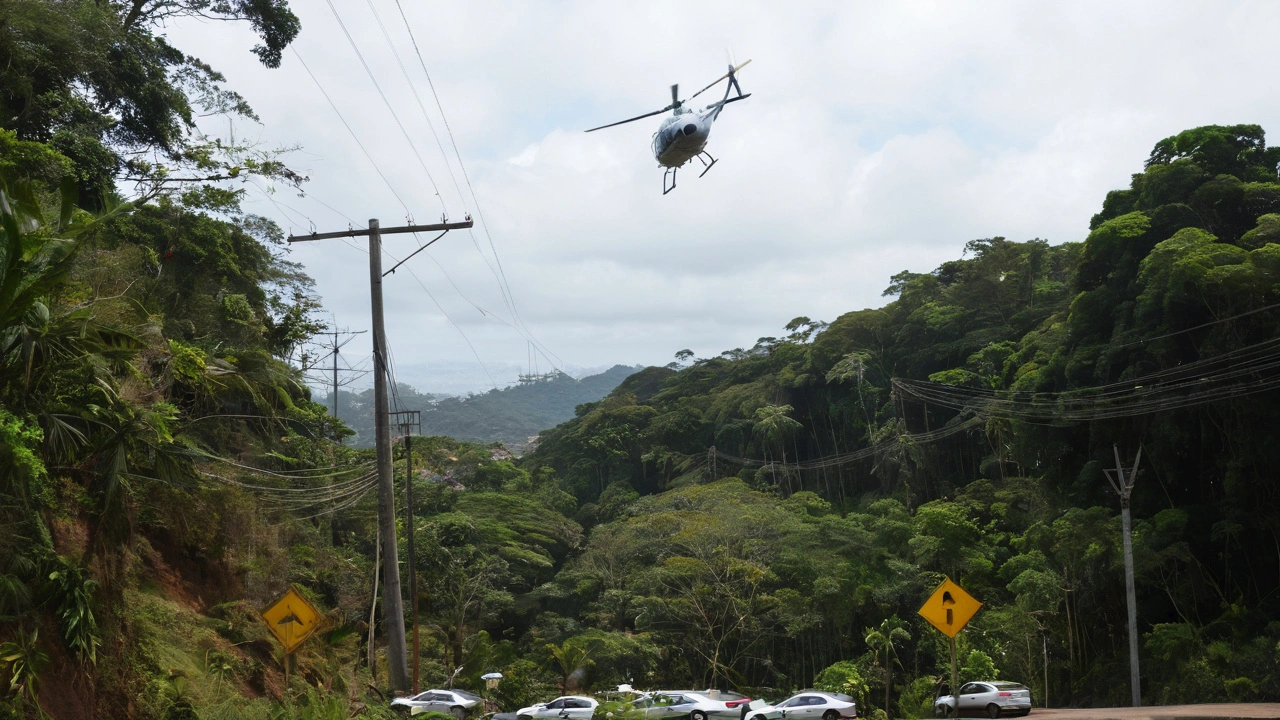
[586,59,752,194]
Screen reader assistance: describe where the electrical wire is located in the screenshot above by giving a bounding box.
[708,416,985,471]
[390,0,563,372]
[323,0,445,210]
[292,48,411,213]
[364,0,468,212]
[402,261,500,389]
[892,338,1280,421]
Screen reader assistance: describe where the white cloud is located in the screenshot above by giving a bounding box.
[165,0,1280,392]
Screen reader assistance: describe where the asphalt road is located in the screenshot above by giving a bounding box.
[1028,704,1280,719]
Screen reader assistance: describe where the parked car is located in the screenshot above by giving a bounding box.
[391,688,484,717]
[746,691,857,720]
[627,692,702,720]
[682,690,753,720]
[517,696,599,720]
[934,682,1031,718]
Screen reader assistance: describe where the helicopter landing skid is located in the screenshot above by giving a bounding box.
[696,151,718,177]
[663,167,677,195]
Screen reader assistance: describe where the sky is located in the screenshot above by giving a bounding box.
[165,1,1280,395]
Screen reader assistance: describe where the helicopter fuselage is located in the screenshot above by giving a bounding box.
[652,109,712,168]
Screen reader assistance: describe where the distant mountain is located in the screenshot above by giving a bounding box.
[320,365,642,451]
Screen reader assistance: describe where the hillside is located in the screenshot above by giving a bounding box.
[521,124,1280,705]
[323,365,641,450]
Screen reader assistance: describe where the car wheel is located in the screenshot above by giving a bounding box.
[451,707,467,720]
[823,712,838,720]
[986,705,1001,719]
[692,712,708,720]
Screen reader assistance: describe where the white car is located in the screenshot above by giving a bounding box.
[391,688,484,717]
[517,696,599,720]
[682,691,753,720]
[934,682,1031,718]
[747,691,857,720]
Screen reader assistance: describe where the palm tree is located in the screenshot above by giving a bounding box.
[545,639,593,692]
[753,404,802,490]
[865,616,911,718]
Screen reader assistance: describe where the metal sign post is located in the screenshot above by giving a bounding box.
[919,577,983,714]
[261,586,323,686]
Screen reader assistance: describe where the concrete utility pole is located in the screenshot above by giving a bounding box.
[1104,444,1143,707]
[289,218,472,692]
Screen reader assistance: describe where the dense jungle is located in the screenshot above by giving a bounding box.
[2,2,1279,719]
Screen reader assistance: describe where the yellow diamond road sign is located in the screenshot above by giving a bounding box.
[261,586,321,653]
[918,577,982,638]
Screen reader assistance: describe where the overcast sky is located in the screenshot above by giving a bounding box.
[166,1,1280,395]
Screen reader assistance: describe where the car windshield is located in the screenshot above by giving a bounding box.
[453,690,483,702]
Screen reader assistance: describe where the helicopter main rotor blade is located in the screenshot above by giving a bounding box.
[706,93,752,110]
[584,106,673,133]
[688,58,752,101]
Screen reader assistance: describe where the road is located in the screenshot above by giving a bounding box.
[1031,704,1280,719]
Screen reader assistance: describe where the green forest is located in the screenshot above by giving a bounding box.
[2,2,1280,720]
[326,365,640,451]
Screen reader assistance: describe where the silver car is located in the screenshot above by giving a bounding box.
[747,691,857,720]
[629,692,702,720]
[518,696,600,720]
[391,688,484,717]
[683,691,753,720]
[934,682,1031,718]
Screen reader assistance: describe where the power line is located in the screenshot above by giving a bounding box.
[390,0,554,365]
[401,260,499,390]
[292,48,411,213]
[323,0,445,211]
[364,0,467,212]
[892,338,1280,422]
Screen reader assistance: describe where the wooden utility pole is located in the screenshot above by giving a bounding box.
[289,218,472,692]
[1104,444,1143,707]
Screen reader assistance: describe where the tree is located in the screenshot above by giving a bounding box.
[753,404,802,490]
[0,0,304,204]
[865,616,911,718]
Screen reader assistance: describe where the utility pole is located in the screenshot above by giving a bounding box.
[289,217,472,693]
[391,409,421,693]
[1104,444,1143,707]
[305,328,368,442]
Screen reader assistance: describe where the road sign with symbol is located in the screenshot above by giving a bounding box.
[918,577,982,638]
[261,586,322,654]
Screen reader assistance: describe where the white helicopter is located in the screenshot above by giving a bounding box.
[586,60,752,194]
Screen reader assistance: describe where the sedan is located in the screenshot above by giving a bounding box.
[747,691,857,720]
[682,691,753,720]
[934,682,1031,718]
[391,688,484,717]
[517,696,599,720]
[628,692,701,720]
